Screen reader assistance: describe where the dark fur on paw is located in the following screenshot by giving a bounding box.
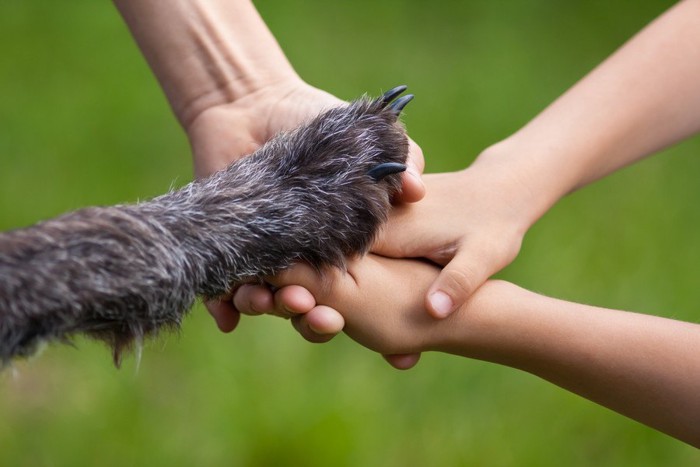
[0,86,413,365]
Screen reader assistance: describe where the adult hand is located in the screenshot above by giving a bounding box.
[187,79,425,193]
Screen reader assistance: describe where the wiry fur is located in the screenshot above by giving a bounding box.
[0,92,409,366]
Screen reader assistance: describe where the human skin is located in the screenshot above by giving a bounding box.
[112,0,424,183]
[109,2,700,443]
[414,0,700,317]
[266,255,700,448]
[233,0,700,362]
[111,0,425,331]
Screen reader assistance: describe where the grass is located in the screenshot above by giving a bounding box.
[1,0,699,465]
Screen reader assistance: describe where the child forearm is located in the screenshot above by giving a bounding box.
[441,282,700,447]
[476,0,700,230]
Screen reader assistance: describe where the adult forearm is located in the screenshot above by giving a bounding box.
[113,0,299,129]
[443,282,700,447]
[476,0,700,229]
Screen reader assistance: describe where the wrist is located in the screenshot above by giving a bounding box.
[176,60,302,134]
[170,4,302,131]
[186,79,341,178]
[184,76,306,140]
[470,138,569,231]
[432,280,515,355]
[115,0,301,129]
[434,280,536,365]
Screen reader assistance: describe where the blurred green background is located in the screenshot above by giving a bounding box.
[1,0,699,465]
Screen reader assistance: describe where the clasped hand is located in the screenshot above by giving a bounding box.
[192,79,534,369]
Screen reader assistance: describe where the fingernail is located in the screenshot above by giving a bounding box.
[429,291,453,318]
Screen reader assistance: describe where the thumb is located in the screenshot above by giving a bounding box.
[396,139,425,203]
[425,249,487,319]
[372,206,431,258]
[397,168,425,204]
[371,222,411,258]
[395,140,425,204]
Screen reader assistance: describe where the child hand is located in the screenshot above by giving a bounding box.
[266,255,456,357]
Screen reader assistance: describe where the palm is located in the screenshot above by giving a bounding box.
[187,82,341,178]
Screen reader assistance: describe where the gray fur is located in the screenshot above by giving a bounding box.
[0,93,409,366]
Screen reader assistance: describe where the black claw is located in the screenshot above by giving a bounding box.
[388,94,414,116]
[368,162,407,181]
[381,85,408,107]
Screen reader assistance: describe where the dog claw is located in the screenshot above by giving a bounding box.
[381,85,408,107]
[388,94,414,116]
[368,162,407,181]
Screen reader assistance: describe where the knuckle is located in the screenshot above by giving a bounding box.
[297,317,334,344]
[473,233,521,273]
[442,265,478,297]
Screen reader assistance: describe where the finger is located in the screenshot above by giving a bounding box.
[304,305,345,335]
[266,263,328,297]
[271,285,316,319]
[290,305,345,343]
[426,248,488,319]
[371,204,433,259]
[233,284,274,316]
[204,298,241,333]
[372,217,412,258]
[383,353,421,370]
[396,140,426,203]
[408,139,426,174]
